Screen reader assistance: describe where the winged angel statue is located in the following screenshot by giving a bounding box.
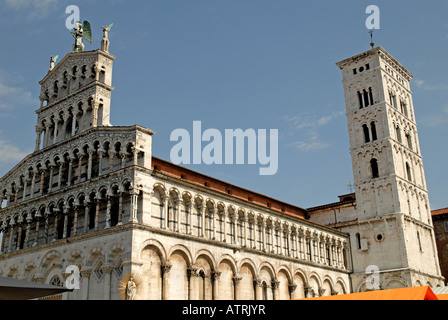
[71,20,92,53]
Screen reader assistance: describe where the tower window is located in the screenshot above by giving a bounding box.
[370,158,379,179]
[363,124,370,143]
[400,101,408,117]
[396,126,402,143]
[389,91,398,108]
[358,87,374,109]
[358,91,364,109]
[72,66,78,78]
[53,81,59,95]
[363,89,370,108]
[371,122,378,141]
[406,133,413,150]
[406,162,412,182]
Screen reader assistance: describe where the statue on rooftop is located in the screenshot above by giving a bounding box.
[71,20,92,53]
[49,55,59,72]
[101,23,114,52]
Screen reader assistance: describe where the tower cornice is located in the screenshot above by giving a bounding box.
[336,46,413,81]
[39,49,116,85]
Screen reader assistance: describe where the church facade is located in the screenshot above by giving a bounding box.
[0,27,443,300]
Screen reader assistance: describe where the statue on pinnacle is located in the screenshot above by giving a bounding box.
[70,20,92,53]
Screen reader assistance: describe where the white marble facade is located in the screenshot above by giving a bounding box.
[0,45,351,300]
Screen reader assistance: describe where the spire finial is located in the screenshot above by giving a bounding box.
[369,29,375,49]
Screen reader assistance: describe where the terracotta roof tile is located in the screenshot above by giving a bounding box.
[432,208,448,216]
[151,157,308,220]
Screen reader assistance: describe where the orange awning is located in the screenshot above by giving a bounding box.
[301,286,438,300]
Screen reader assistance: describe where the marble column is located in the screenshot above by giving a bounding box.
[212,270,221,300]
[7,218,16,253]
[102,265,114,300]
[105,197,112,229]
[161,262,172,300]
[128,190,139,224]
[35,126,43,151]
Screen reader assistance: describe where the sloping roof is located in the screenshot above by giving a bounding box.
[151,156,309,220]
[432,208,448,217]
[0,277,72,300]
[300,286,438,300]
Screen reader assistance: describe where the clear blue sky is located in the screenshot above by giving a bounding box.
[0,0,447,210]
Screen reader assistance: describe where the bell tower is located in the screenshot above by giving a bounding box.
[336,47,443,290]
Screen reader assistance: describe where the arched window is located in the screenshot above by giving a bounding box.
[396,126,402,143]
[358,91,364,109]
[50,275,63,287]
[306,239,312,261]
[57,213,65,240]
[313,240,318,261]
[19,226,26,250]
[392,94,398,108]
[363,89,370,108]
[262,281,268,300]
[406,133,413,150]
[88,202,96,230]
[363,124,370,143]
[400,100,408,117]
[266,226,271,251]
[371,122,378,141]
[81,65,88,79]
[72,66,78,78]
[53,81,59,96]
[406,162,412,182]
[370,158,379,179]
[369,87,374,105]
[99,70,106,83]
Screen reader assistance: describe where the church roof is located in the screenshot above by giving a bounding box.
[307,193,356,212]
[151,156,309,221]
[432,207,448,217]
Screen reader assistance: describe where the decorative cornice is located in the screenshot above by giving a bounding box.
[336,46,413,81]
[39,49,116,84]
[0,125,154,183]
